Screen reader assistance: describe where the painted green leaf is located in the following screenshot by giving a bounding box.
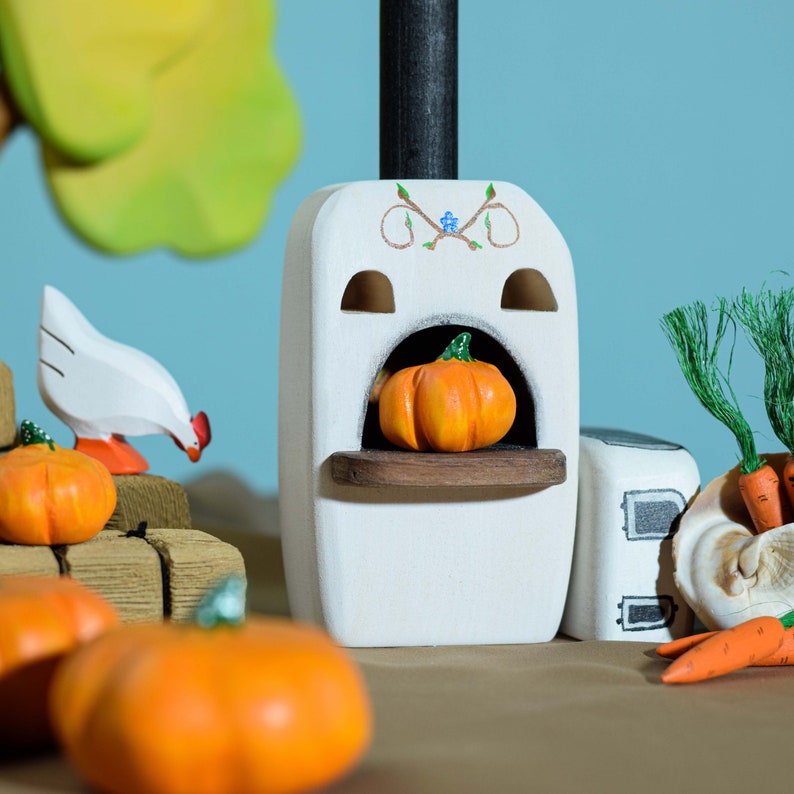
[486,182,496,200]
[422,241,433,248]
[397,183,410,200]
[405,211,412,229]
[484,211,491,230]
[471,240,483,249]
[42,0,301,256]
[0,0,212,162]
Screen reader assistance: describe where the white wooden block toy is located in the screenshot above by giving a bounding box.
[279,179,579,647]
[561,428,700,642]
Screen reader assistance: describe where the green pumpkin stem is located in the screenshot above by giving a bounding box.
[20,420,55,451]
[193,575,247,628]
[438,332,475,362]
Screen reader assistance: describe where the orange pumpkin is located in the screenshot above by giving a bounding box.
[0,574,119,755]
[0,420,117,545]
[379,331,517,452]
[51,577,372,794]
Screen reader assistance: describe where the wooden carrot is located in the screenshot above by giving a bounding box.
[662,299,786,534]
[737,462,793,534]
[656,631,719,659]
[658,625,794,664]
[751,627,794,666]
[660,616,785,684]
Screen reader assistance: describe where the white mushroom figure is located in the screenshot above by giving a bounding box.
[674,453,794,630]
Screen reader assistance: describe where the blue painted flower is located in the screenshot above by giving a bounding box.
[440,210,459,233]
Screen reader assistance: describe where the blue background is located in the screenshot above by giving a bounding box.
[1,1,792,495]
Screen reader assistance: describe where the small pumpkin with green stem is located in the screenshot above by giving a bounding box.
[50,576,373,794]
[0,574,119,755]
[378,331,517,452]
[0,420,117,545]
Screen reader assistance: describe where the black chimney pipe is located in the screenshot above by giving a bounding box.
[380,0,458,180]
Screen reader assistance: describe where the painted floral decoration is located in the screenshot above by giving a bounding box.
[381,182,520,252]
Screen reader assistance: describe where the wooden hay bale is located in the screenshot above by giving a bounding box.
[0,471,246,623]
[106,474,192,533]
[0,362,15,449]
[57,530,164,623]
[143,528,246,622]
[4,527,248,624]
[0,545,60,577]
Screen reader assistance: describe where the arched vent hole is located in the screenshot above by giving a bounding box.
[341,270,395,313]
[501,268,557,311]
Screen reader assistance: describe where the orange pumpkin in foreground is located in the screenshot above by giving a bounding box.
[50,577,372,794]
[379,331,517,452]
[0,574,119,755]
[0,421,116,545]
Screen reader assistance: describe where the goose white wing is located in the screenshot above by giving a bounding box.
[38,286,191,439]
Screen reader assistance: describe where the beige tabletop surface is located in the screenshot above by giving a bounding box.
[2,477,791,794]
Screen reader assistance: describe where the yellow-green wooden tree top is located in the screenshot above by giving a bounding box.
[0,0,301,256]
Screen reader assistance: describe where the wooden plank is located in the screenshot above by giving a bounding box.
[330,447,567,488]
[207,524,289,617]
[59,529,163,622]
[0,362,15,449]
[106,474,192,533]
[143,528,246,623]
[0,545,60,577]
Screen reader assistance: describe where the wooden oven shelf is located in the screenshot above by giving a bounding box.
[330,447,566,488]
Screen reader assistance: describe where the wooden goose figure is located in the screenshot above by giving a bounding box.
[38,285,211,474]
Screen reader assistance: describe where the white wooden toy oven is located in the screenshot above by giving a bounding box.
[279,179,579,646]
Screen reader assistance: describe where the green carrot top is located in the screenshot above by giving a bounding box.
[733,287,794,455]
[661,298,762,475]
[780,610,794,629]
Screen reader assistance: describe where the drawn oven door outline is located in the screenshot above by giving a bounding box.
[617,595,678,632]
[622,488,687,542]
